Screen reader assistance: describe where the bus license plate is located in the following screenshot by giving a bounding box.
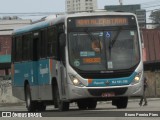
[102,92,115,97]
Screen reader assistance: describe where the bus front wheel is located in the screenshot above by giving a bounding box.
[112,97,128,109]
[77,101,87,110]
[77,99,97,110]
[87,99,97,109]
[53,86,69,111]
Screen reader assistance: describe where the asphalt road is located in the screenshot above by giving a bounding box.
[0,98,159,119]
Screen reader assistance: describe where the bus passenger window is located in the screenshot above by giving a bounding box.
[40,29,47,58]
[47,27,58,58]
[33,38,39,61]
[15,37,22,61]
[59,33,66,65]
[22,34,32,61]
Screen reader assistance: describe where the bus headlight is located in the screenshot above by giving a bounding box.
[69,74,85,87]
[131,72,142,85]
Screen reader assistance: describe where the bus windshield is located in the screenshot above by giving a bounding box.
[68,29,140,71]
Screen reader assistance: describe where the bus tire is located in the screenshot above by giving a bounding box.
[25,84,36,112]
[87,99,97,109]
[77,101,87,110]
[77,99,97,110]
[116,97,128,109]
[54,85,69,111]
[37,102,46,111]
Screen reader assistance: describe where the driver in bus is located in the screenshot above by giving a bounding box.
[91,40,102,52]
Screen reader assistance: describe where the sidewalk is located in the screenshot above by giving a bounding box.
[0,102,25,107]
[128,97,160,102]
[97,97,160,104]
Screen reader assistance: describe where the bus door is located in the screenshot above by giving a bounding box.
[33,29,51,100]
[32,32,41,99]
[58,33,67,99]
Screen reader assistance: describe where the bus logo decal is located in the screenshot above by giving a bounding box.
[40,65,49,77]
[106,80,110,86]
[74,60,80,67]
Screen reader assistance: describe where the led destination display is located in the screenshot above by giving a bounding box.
[76,18,128,27]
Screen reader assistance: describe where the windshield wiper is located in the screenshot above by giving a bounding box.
[108,27,122,60]
[84,28,102,53]
[109,27,122,49]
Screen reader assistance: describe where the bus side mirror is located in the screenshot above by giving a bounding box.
[59,33,66,47]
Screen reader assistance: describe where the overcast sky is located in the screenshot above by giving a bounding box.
[0,0,160,21]
[0,0,156,12]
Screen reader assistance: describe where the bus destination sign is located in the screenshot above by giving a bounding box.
[75,17,128,27]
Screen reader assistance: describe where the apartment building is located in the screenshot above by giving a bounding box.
[66,0,97,13]
[104,4,146,28]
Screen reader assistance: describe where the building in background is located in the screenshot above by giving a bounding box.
[65,0,97,13]
[104,4,146,28]
[0,16,32,78]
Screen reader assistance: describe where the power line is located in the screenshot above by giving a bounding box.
[0,12,53,14]
[0,12,64,18]
[0,12,63,15]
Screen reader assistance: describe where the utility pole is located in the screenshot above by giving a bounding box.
[119,0,123,5]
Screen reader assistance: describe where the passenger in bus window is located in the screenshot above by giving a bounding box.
[91,40,102,52]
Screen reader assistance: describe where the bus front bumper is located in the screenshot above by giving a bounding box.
[67,82,143,101]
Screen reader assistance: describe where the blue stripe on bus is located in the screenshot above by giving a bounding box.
[87,72,137,87]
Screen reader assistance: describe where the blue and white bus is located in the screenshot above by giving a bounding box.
[11,12,144,111]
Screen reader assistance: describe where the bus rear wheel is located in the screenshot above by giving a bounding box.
[37,102,46,111]
[53,86,69,111]
[25,84,36,112]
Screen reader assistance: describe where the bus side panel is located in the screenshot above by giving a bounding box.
[12,87,25,101]
[38,59,64,100]
[12,61,39,100]
[12,59,59,101]
[47,59,69,100]
[38,59,52,100]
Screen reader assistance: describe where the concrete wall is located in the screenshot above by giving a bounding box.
[0,78,23,103]
[145,71,160,97]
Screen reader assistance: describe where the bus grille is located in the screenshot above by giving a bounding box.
[88,88,128,96]
[79,71,133,79]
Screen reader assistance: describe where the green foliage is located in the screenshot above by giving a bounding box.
[150,10,160,23]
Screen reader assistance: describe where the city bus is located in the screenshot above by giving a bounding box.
[11,12,144,111]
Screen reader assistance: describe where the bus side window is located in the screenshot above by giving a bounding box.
[22,34,32,61]
[15,36,22,62]
[59,33,66,65]
[47,27,58,58]
[40,29,47,58]
[32,32,40,61]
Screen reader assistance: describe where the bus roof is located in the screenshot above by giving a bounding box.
[13,15,66,36]
[66,11,136,18]
[13,12,136,36]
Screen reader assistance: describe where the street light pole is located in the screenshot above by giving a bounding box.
[119,0,123,5]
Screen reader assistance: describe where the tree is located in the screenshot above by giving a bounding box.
[150,10,160,24]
